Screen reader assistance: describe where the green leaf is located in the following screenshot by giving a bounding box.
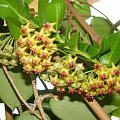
[100,31,120,65]
[38,0,49,26]
[16,110,50,120]
[38,0,66,29]
[112,107,120,117]
[68,32,79,51]
[6,18,21,39]
[99,38,110,55]
[24,0,33,5]
[73,0,91,19]
[50,96,97,120]
[0,0,27,24]
[7,0,27,18]
[78,43,98,57]
[103,105,119,114]
[109,93,120,107]
[0,67,33,110]
[91,17,112,39]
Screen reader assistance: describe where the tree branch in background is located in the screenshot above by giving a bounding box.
[64,0,101,44]
[2,66,42,120]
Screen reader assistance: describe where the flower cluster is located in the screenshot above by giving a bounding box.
[40,55,120,101]
[85,63,120,101]
[40,54,86,94]
[16,22,57,73]
[16,22,120,102]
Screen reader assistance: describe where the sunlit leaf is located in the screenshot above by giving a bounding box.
[7,0,27,18]
[100,31,120,65]
[0,0,27,24]
[112,107,120,117]
[38,0,66,29]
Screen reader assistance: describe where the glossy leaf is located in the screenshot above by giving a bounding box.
[7,0,27,18]
[24,0,33,5]
[91,17,112,39]
[73,0,91,19]
[0,0,27,24]
[103,105,118,114]
[38,0,49,26]
[109,93,120,107]
[6,18,21,39]
[100,31,120,65]
[78,43,98,57]
[112,107,120,117]
[99,37,110,55]
[16,110,50,120]
[50,96,97,120]
[68,32,79,51]
[0,67,33,110]
[38,0,66,29]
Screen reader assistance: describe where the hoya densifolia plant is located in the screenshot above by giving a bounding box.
[0,0,120,120]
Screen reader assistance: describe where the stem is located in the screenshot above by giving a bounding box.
[64,0,101,44]
[30,74,39,99]
[36,97,47,120]
[2,66,41,119]
[30,74,47,120]
[85,99,111,120]
[36,94,56,120]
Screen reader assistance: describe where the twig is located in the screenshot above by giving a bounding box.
[64,0,101,44]
[35,94,56,120]
[85,99,111,120]
[78,0,113,25]
[30,74,39,99]
[2,65,42,119]
[35,97,47,120]
[35,94,55,120]
[30,74,47,120]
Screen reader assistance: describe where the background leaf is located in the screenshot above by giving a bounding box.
[112,107,120,118]
[0,67,33,110]
[0,0,27,24]
[50,96,97,120]
[68,32,79,51]
[6,18,21,39]
[24,0,33,5]
[98,37,110,55]
[91,17,112,39]
[38,0,66,29]
[100,31,120,65]
[103,105,118,114]
[16,110,50,120]
[78,43,98,57]
[73,0,91,19]
[38,0,49,26]
[7,0,28,18]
